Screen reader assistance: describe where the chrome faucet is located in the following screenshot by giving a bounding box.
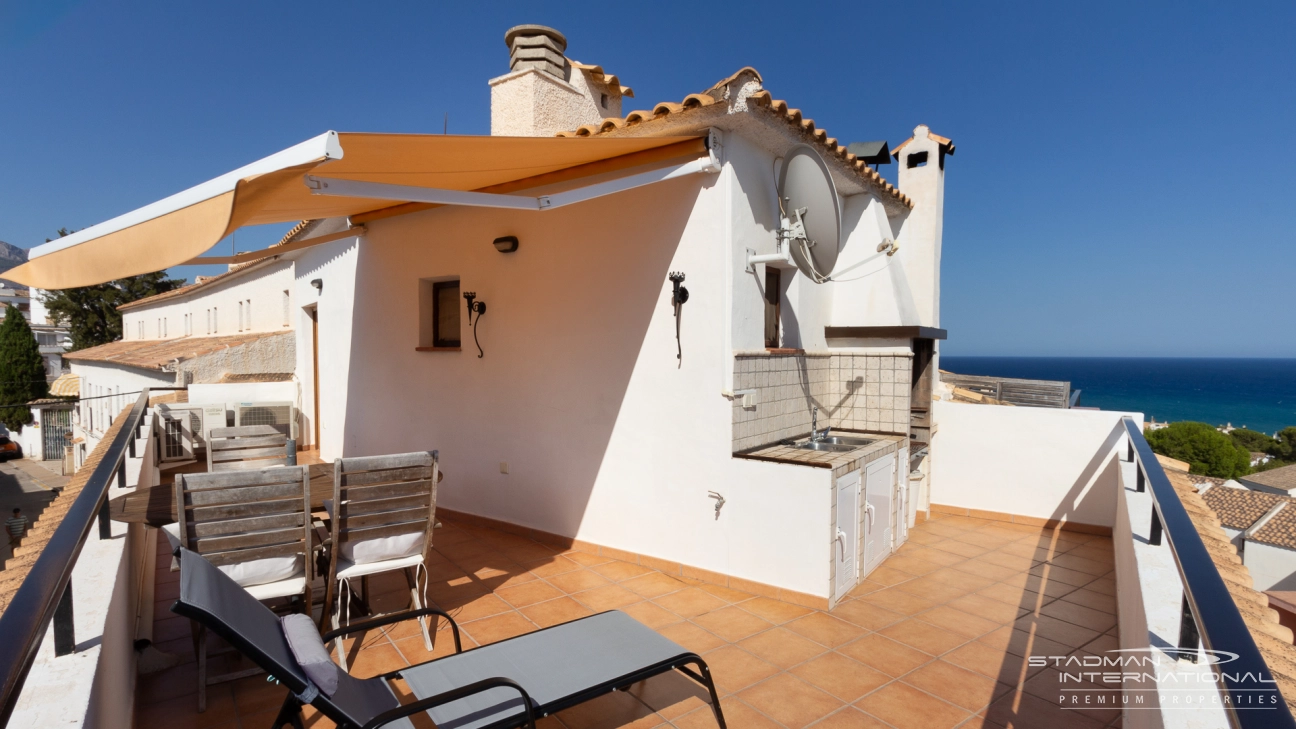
[811,407,831,442]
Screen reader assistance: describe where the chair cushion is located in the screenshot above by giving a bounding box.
[164,522,301,587]
[280,613,339,696]
[324,500,426,565]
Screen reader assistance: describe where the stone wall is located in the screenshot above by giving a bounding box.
[732,352,912,452]
[176,331,295,384]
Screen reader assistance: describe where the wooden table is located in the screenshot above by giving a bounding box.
[108,462,338,528]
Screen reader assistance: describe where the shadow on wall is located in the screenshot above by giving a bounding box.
[340,176,704,539]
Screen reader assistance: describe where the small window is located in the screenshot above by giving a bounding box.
[283,290,290,327]
[906,151,928,169]
[246,299,252,329]
[764,267,781,349]
[238,301,244,331]
[433,281,461,348]
[600,93,608,108]
[213,307,218,334]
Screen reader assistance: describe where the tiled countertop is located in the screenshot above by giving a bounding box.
[736,431,907,472]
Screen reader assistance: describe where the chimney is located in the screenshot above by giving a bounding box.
[490,25,627,137]
[893,125,954,329]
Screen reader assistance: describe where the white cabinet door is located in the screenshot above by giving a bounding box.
[864,454,895,576]
[834,470,861,599]
[896,447,909,545]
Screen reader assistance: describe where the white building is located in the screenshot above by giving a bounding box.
[0,282,72,380]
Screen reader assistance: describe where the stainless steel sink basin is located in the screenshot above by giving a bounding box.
[795,441,856,452]
[821,436,876,447]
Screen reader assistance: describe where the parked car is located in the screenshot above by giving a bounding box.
[0,437,22,462]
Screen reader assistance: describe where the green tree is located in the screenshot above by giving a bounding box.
[1145,421,1251,479]
[40,229,184,350]
[0,307,50,431]
[1271,427,1296,461]
[1231,428,1277,454]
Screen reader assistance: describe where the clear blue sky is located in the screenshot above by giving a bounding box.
[1,1,1292,357]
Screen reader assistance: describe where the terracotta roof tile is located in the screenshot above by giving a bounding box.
[554,67,912,209]
[1252,504,1296,550]
[1201,486,1286,530]
[64,331,290,371]
[116,257,278,312]
[1243,464,1296,493]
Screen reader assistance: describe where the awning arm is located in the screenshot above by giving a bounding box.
[305,131,723,213]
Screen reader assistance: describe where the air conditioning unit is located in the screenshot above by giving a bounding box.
[234,401,299,440]
[155,403,222,462]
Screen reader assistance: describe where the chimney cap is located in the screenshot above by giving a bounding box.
[504,25,567,52]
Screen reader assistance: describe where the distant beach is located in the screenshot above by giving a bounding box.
[940,357,1296,435]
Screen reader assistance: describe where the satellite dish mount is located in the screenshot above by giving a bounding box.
[745,145,841,284]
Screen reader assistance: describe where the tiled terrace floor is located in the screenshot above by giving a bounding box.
[137,512,1121,729]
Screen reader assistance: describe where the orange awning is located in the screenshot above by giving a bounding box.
[9,132,705,289]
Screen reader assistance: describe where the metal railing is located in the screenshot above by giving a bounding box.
[0,388,158,724]
[1124,416,1296,727]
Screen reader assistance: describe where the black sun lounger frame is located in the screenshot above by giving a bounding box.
[170,548,727,729]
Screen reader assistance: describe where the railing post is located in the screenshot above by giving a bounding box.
[1149,505,1163,546]
[1127,439,1134,463]
[1179,594,1201,663]
[1136,464,1145,493]
[52,585,74,656]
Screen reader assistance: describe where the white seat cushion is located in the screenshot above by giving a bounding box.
[323,499,427,565]
[335,552,424,581]
[163,522,302,588]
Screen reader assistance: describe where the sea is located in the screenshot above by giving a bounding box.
[940,357,1296,436]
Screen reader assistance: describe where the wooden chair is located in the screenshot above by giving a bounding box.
[173,465,313,712]
[206,424,289,472]
[322,451,439,668]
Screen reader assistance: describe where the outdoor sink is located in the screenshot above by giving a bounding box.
[820,436,876,447]
[795,441,856,452]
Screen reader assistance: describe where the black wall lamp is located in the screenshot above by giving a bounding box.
[310,278,323,293]
[669,272,688,364]
[493,236,519,253]
[463,291,487,358]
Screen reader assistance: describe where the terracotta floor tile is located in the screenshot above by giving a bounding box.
[739,673,844,729]
[810,706,892,727]
[918,605,1002,639]
[389,629,473,664]
[563,550,614,567]
[623,571,689,598]
[838,633,932,677]
[654,587,729,618]
[855,680,970,729]
[976,582,1047,613]
[691,605,774,643]
[791,651,890,702]
[674,698,775,728]
[495,579,565,608]
[136,685,239,729]
[621,600,683,629]
[978,626,1073,661]
[829,597,906,631]
[984,687,1106,729]
[738,627,827,669]
[658,621,727,655]
[1083,576,1115,597]
[460,611,536,645]
[523,554,582,577]
[883,554,947,576]
[978,550,1043,572]
[845,579,886,598]
[1028,563,1099,589]
[518,596,595,628]
[906,545,969,567]
[625,671,714,720]
[954,531,1017,550]
[439,592,513,622]
[893,575,977,604]
[740,596,814,625]
[347,642,408,678]
[556,689,662,729]
[497,542,561,565]
[947,594,1029,625]
[943,640,1043,686]
[1057,588,1116,615]
[1046,553,1112,577]
[700,645,780,694]
[903,659,1012,712]
[951,559,1025,583]
[1039,599,1117,633]
[857,586,938,616]
[1012,614,1101,649]
[863,566,917,587]
[881,619,968,656]
[590,559,655,582]
[698,582,755,604]
[786,611,867,648]
[573,584,643,611]
[548,569,613,594]
[929,539,989,559]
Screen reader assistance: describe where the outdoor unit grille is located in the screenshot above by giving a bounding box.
[234,401,298,440]
[155,404,216,461]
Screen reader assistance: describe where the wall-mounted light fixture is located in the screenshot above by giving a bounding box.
[310,278,323,293]
[493,236,519,253]
[669,272,688,365]
[463,291,487,358]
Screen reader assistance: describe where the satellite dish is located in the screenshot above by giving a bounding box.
[777,144,841,283]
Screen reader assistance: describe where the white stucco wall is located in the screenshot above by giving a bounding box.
[1244,540,1296,591]
[489,66,623,137]
[69,362,172,462]
[121,259,294,340]
[929,401,1143,527]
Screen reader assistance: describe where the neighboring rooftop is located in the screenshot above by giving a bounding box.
[1243,463,1296,493]
[64,331,289,372]
[1252,504,1296,551]
[1201,484,1286,530]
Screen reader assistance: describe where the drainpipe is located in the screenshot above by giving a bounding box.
[720,133,735,398]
